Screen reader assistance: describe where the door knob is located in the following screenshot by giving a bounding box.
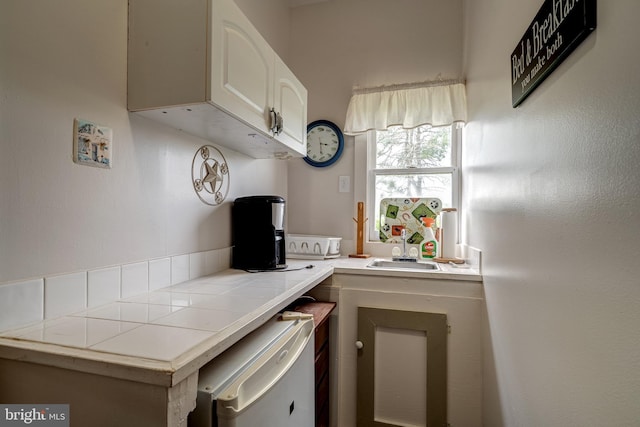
[355,340,364,350]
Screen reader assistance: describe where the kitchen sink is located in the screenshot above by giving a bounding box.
[367,259,440,271]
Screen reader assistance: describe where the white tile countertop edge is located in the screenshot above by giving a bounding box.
[0,257,481,388]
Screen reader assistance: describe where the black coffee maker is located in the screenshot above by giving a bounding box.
[232,195,287,270]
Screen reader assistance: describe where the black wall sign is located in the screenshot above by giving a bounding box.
[511,0,597,107]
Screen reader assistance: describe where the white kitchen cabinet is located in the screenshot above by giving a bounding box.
[128,0,307,159]
[210,0,273,136]
[272,56,308,154]
[308,273,483,427]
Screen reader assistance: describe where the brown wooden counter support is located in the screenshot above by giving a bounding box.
[294,301,336,427]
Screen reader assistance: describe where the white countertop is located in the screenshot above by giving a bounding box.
[327,256,482,281]
[0,257,480,388]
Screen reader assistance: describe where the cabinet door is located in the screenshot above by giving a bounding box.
[210,0,274,134]
[357,307,447,427]
[273,57,307,156]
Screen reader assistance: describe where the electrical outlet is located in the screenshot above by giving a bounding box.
[339,176,350,193]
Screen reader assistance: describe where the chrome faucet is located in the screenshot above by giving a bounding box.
[401,229,407,256]
[392,229,417,262]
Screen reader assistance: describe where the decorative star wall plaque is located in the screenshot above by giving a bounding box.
[191,145,230,206]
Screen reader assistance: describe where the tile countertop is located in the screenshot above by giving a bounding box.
[328,256,482,281]
[0,257,480,389]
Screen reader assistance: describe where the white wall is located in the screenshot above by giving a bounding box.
[462,1,640,425]
[0,0,286,284]
[234,0,292,62]
[286,0,463,241]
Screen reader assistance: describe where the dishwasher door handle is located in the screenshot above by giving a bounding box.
[216,318,314,413]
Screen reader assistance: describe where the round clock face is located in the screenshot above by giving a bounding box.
[304,120,344,167]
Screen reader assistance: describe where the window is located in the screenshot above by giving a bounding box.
[367,124,460,240]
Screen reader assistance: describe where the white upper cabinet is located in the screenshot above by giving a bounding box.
[128,0,307,159]
[210,0,274,136]
[273,56,308,154]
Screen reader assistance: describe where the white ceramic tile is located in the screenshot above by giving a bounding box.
[200,272,247,285]
[186,294,268,312]
[167,277,209,290]
[464,245,482,273]
[218,247,232,270]
[123,291,199,307]
[44,272,87,319]
[189,252,206,279]
[223,284,290,299]
[0,317,61,338]
[0,279,44,332]
[204,249,219,275]
[90,324,213,361]
[87,266,121,308]
[174,270,247,288]
[168,280,241,295]
[77,302,179,323]
[247,277,298,289]
[16,316,139,348]
[171,254,189,285]
[149,258,171,291]
[151,307,245,331]
[121,261,149,298]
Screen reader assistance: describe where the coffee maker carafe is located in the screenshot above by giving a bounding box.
[232,195,287,270]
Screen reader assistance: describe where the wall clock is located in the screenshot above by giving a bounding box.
[304,120,344,167]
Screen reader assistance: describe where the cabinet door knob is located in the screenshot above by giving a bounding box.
[355,340,364,350]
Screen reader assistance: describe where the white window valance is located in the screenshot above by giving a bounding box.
[344,80,467,135]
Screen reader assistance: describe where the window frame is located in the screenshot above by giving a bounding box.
[364,124,462,242]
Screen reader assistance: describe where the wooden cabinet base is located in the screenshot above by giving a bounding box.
[294,301,336,427]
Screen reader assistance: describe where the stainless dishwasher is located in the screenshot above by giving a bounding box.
[189,315,315,427]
